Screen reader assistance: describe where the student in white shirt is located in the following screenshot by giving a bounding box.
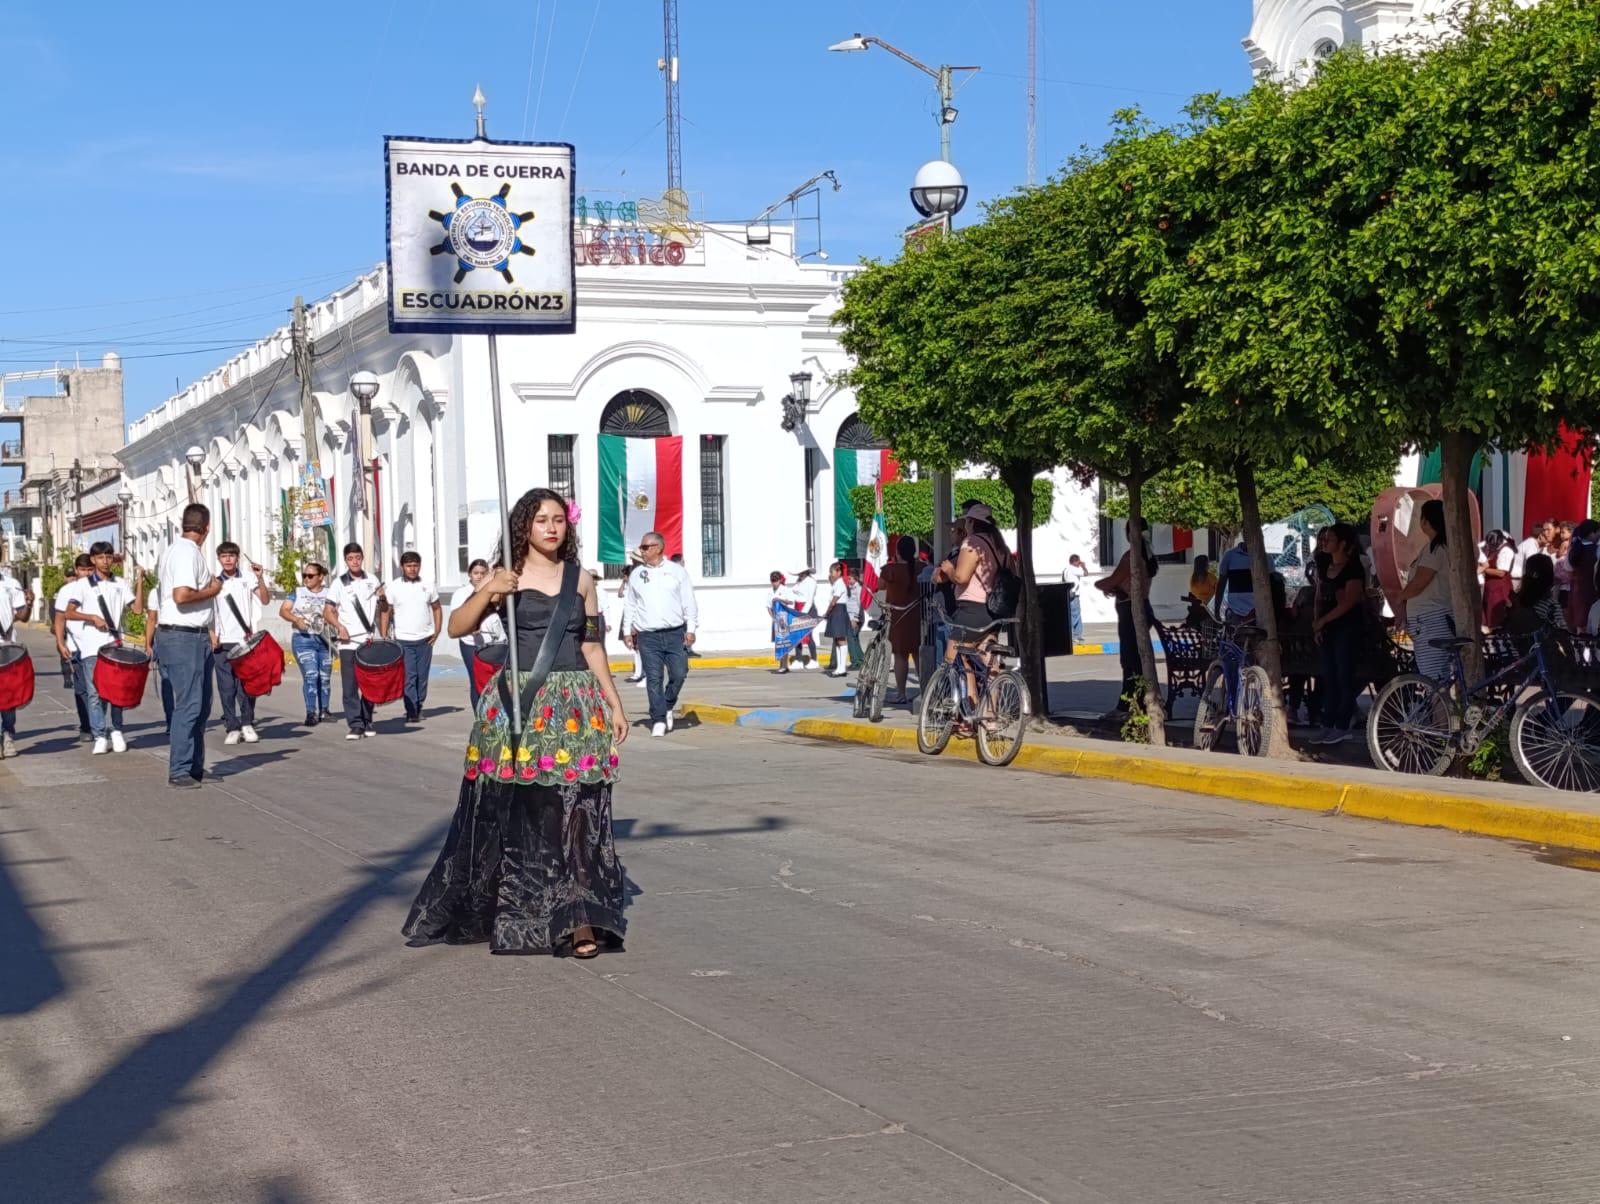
[212,542,271,746]
[323,542,388,740]
[623,531,699,736]
[450,558,504,710]
[54,555,95,741]
[158,504,223,787]
[0,570,33,758]
[60,540,145,755]
[389,551,442,723]
[789,569,820,669]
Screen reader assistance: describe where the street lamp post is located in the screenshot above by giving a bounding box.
[780,370,813,434]
[349,371,380,556]
[827,33,978,165]
[184,445,204,505]
[117,483,134,577]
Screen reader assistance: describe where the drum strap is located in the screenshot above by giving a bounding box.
[225,595,253,640]
[95,590,123,647]
[351,596,376,642]
[495,561,580,752]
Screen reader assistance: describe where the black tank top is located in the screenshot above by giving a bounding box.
[502,588,587,671]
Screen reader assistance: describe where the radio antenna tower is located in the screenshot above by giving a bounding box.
[1026,0,1037,186]
[660,0,683,194]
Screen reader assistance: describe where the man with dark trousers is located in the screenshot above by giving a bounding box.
[157,504,222,788]
[324,543,387,741]
[387,550,441,723]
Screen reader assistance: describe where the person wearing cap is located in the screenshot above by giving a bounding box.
[212,542,271,747]
[60,540,145,755]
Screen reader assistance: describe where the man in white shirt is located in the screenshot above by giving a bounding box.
[53,555,95,741]
[0,569,33,758]
[1063,554,1089,645]
[389,550,442,724]
[323,542,388,740]
[623,531,698,737]
[450,558,505,709]
[60,540,145,755]
[212,542,271,747]
[1513,517,1557,582]
[158,504,223,787]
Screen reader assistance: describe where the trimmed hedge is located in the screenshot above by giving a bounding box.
[848,478,1053,538]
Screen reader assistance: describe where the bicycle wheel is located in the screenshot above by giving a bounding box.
[850,639,874,719]
[1511,692,1600,792]
[1366,673,1456,776]
[916,665,959,755]
[864,636,891,723]
[1236,666,1270,757]
[1192,663,1227,752]
[976,669,1028,767]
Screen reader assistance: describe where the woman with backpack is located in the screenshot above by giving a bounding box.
[1096,518,1160,711]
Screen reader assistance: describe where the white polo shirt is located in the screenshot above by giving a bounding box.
[158,539,215,628]
[326,572,384,649]
[58,576,134,660]
[0,577,26,645]
[450,582,505,646]
[387,576,439,641]
[215,572,263,645]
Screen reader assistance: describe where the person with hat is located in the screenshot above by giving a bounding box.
[158,504,222,787]
[323,542,387,741]
[212,542,271,747]
[0,568,32,758]
[59,540,145,756]
[388,550,442,724]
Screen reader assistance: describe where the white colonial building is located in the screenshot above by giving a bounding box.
[1242,0,1533,81]
[120,217,1108,650]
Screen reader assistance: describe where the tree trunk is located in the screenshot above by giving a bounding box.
[1438,430,1485,682]
[1235,457,1294,758]
[1001,461,1046,715]
[1125,465,1168,746]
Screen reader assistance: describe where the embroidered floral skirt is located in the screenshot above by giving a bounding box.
[402,670,626,956]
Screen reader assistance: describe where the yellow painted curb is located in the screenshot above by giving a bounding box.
[609,655,776,672]
[681,702,745,727]
[743,711,1600,854]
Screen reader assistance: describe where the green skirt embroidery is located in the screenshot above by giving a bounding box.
[463,669,620,788]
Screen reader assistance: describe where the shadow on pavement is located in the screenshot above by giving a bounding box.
[0,819,450,1203]
[0,852,67,1016]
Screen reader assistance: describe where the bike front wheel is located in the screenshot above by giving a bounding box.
[1366,673,1456,777]
[976,669,1028,767]
[1510,691,1600,792]
[916,665,958,756]
[1193,663,1227,752]
[1236,666,1271,757]
[864,636,891,723]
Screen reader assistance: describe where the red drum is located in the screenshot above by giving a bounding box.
[354,639,405,705]
[227,631,285,698]
[471,642,507,696]
[94,643,151,710]
[0,644,35,711]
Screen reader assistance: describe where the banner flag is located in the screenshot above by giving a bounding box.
[773,607,822,663]
[385,136,575,335]
[598,434,684,562]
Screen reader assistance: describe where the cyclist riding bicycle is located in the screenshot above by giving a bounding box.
[933,504,1012,720]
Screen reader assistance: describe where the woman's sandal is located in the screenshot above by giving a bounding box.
[572,929,601,959]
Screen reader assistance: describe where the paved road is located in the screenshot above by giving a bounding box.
[3,645,1599,1202]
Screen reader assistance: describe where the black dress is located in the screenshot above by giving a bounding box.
[402,589,627,955]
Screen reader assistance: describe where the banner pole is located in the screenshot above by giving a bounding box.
[487,331,523,732]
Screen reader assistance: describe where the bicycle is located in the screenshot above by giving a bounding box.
[1192,622,1270,757]
[851,598,921,724]
[915,618,1028,766]
[1367,628,1600,791]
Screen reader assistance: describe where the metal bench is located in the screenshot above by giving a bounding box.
[1155,621,1218,709]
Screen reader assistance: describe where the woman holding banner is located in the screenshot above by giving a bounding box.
[403,488,630,959]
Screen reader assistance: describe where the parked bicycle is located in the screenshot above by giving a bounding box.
[915,618,1028,766]
[851,598,921,724]
[1367,628,1600,791]
[1192,623,1269,757]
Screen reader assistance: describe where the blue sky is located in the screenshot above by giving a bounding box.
[0,0,1253,454]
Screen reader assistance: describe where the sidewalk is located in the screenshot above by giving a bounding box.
[675,661,1600,855]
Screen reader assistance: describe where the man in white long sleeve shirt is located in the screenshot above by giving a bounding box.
[623,531,698,737]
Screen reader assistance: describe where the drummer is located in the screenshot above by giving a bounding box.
[158,503,223,789]
[324,542,387,741]
[0,568,32,759]
[59,540,145,756]
[53,555,95,743]
[212,542,271,748]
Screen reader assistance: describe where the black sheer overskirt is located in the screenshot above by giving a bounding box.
[402,774,627,956]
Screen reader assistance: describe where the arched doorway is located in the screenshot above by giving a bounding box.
[597,390,680,571]
[833,412,895,559]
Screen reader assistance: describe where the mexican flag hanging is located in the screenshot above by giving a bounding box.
[861,495,888,613]
[598,434,684,563]
[834,448,898,558]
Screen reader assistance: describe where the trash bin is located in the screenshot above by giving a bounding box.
[1036,581,1073,658]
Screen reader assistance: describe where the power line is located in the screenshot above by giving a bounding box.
[0,344,258,365]
[558,0,603,139]
[0,267,371,318]
[520,0,544,140]
[530,0,562,138]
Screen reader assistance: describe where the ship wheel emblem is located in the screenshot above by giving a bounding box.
[429,182,537,284]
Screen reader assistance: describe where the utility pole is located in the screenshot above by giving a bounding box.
[1027,0,1037,186]
[292,296,320,480]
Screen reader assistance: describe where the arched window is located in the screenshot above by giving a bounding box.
[835,413,888,450]
[600,390,672,437]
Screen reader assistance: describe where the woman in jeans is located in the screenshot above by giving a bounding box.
[1310,523,1367,746]
[279,561,333,726]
